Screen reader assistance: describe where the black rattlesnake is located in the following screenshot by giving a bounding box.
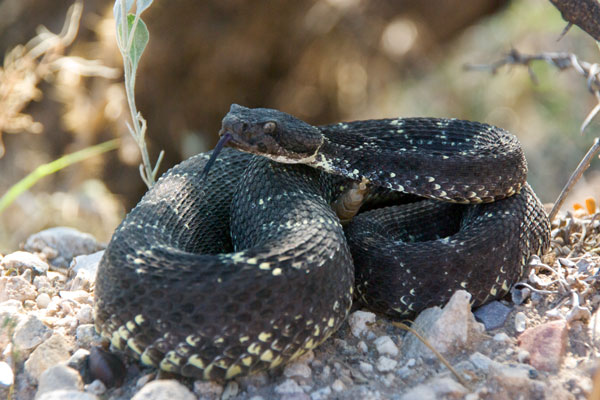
[94,104,550,381]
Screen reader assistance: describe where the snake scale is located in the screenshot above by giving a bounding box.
[94,104,550,381]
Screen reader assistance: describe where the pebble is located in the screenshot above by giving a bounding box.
[376,356,398,372]
[24,333,73,381]
[193,380,223,400]
[0,361,14,387]
[473,300,512,330]
[275,379,304,395]
[59,290,92,304]
[131,380,196,400]
[493,332,511,342]
[222,381,239,400]
[36,390,98,400]
[76,324,102,348]
[76,304,94,324]
[85,379,107,396]
[357,340,368,353]
[515,311,527,332]
[69,251,104,287]
[374,335,399,356]
[402,290,484,359]
[284,362,312,379]
[310,386,332,400]
[469,352,499,372]
[13,314,52,352]
[36,364,83,397]
[348,310,376,337]
[0,251,49,274]
[518,320,568,372]
[0,275,38,302]
[331,379,345,392]
[359,361,374,374]
[400,377,468,400]
[36,293,52,308]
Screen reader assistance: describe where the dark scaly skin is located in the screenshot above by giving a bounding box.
[95,149,353,381]
[94,104,550,381]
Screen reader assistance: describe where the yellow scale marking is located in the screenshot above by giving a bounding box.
[225,365,243,379]
[260,349,274,362]
[258,332,272,342]
[247,343,262,355]
[241,356,253,367]
[187,354,205,369]
[127,338,143,355]
[141,351,155,366]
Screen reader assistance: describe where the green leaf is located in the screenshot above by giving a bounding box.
[113,0,132,23]
[135,0,153,16]
[127,14,149,72]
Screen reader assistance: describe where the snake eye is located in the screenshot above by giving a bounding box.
[263,121,277,133]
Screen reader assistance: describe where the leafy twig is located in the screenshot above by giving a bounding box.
[113,0,163,189]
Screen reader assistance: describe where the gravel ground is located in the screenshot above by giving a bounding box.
[0,207,598,399]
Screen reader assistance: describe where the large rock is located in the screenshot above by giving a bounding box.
[0,276,37,303]
[13,314,52,353]
[24,227,103,268]
[0,251,49,274]
[36,364,83,399]
[402,290,484,359]
[518,320,568,372]
[24,333,74,381]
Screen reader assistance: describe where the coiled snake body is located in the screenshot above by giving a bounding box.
[94,105,550,381]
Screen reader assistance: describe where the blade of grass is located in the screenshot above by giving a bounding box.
[0,139,119,214]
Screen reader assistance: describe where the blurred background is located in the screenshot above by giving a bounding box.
[0,0,598,252]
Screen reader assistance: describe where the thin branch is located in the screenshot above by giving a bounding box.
[549,138,600,221]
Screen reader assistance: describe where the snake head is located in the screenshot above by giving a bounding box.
[219,104,324,163]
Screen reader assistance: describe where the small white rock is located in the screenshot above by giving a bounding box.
[359,361,373,374]
[76,324,102,348]
[36,390,98,400]
[59,290,91,304]
[348,310,376,337]
[517,349,530,363]
[493,332,510,342]
[76,304,94,324]
[36,293,51,309]
[376,356,398,372]
[132,380,195,400]
[374,335,399,356]
[85,379,107,395]
[193,380,223,399]
[514,312,527,333]
[275,379,304,395]
[311,386,332,400]
[0,361,14,387]
[221,381,239,400]
[357,340,368,353]
[331,379,346,392]
[283,362,312,379]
